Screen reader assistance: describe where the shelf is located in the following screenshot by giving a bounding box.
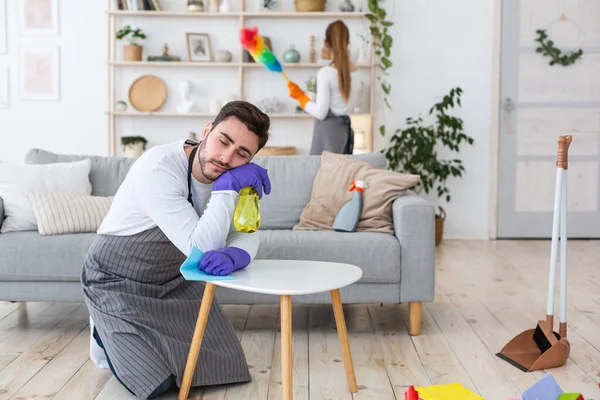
[110,61,241,68]
[106,6,375,156]
[242,62,372,68]
[109,61,373,68]
[107,10,366,18]
[109,111,371,118]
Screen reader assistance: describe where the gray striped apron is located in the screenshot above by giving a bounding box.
[81,145,251,399]
[310,110,354,155]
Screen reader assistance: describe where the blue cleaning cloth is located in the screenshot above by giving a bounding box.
[180,246,235,281]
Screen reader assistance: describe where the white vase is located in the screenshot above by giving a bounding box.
[220,0,231,12]
[124,142,145,159]
[210,99,222,113]
[207,0,219,12]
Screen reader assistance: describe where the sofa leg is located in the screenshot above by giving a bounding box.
[409,302,422,336]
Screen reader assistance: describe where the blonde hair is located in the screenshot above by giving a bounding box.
[325,20,351,102]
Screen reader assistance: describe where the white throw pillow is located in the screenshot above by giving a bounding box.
[28,192,113,236]
[0,159,92,232]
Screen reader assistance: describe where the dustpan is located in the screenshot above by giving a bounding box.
[496,135,572,372]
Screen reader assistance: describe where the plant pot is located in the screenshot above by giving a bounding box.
[123,142,145,159]
[124,45,143,61]
[435,206,446,246]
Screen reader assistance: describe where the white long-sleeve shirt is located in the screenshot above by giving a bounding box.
[304,65,360,120]
[98,139,260,259]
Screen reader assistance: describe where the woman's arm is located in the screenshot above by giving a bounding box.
[303,68,331,120]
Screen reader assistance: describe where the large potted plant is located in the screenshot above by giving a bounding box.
[116,25,147,62]
[383,87,475,245]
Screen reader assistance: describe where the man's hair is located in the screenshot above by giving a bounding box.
[210,100,270,152]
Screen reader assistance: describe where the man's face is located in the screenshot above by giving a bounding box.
[198,117,260,181]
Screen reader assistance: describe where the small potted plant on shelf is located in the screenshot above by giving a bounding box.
[383,87,475,246]
[116,25,147,62]
[305,76,316,100]
[121,135,148,159]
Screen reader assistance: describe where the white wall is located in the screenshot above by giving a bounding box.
[0,0,497,239]
[374,0,496,239]
[0,0,107,162]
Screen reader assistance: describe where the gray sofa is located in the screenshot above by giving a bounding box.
[0,148,435,335]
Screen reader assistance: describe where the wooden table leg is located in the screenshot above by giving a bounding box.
[178,282,216,400]
[330,289,357,393]
[280,295,293,400]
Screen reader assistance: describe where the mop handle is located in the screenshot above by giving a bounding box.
[546,135,573,326]
[558,135,572,338]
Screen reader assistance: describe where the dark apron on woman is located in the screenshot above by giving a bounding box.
[310,110,354,155]
[81,145,251,399]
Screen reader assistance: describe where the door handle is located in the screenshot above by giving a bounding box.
[503,97,515,134]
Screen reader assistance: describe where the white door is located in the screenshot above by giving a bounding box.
[497,0,600,238]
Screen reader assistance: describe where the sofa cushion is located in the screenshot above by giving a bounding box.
[255,229,400,284]
[253,152,387,230]
[294,151,420,235]
[0,231,95,281]
[0,229,400,284]
[0,159,93,233]
[28,192,114,236]
[25,149,135,197]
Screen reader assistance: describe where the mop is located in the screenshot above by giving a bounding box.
[496,135,572,372]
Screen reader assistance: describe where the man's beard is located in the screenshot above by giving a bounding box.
[198,141,230,181]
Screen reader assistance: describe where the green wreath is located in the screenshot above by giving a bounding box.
[535,29,583,66]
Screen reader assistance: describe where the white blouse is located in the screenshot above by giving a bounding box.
[98,139,259,259]
[304,65,360,120]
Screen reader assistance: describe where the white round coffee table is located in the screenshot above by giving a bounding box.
[178,259,363,400]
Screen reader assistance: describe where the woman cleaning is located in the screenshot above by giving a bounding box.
[288,20,359,155]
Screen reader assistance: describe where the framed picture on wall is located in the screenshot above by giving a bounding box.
[19,45,60,100]
[186,33,212,62]
[0,0,7,54]
[0,65,8,108]
[18,0,59,36]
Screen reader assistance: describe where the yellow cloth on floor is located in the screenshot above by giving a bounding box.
[415,383,484,400]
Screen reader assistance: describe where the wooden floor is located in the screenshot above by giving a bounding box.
[1,240,599,400]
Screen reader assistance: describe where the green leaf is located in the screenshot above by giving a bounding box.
[368,0,378,13]
[382,35,393,49]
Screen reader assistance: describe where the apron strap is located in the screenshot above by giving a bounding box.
[187,145,199,207]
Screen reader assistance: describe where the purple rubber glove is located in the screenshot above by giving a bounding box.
[213,163,271,199]
[198,247,251,276]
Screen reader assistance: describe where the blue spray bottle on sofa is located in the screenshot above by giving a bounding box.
[333,179,367,232]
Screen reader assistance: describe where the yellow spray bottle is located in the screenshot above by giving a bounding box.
[234,187,261,233]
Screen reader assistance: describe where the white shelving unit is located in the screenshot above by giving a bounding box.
[106,0,376,156]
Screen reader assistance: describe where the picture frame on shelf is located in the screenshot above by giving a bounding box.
[17,0,59,36]
[0,65,9,108]
[186,33,212,62]
[19,45,60,100]
[259,0,281,12]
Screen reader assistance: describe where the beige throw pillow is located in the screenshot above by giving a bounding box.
[294,151,421,234]
[28,192,114,236]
